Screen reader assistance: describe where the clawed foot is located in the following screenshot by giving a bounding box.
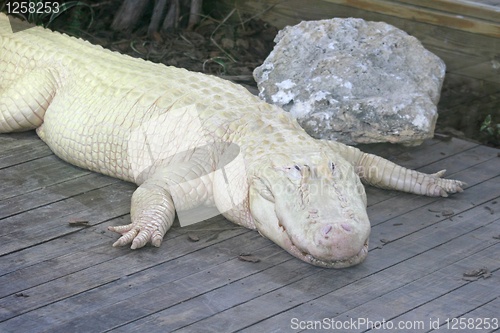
[108,221,164,249]
[429,169,467,197]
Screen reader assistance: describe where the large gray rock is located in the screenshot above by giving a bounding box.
[254,18,446,146]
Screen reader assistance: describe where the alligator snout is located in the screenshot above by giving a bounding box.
[311,223,368,261]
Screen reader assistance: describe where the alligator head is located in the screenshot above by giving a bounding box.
[249,151,370,268]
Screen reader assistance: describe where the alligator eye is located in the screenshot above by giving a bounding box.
[330,161,335,172]
[288,164,302,181]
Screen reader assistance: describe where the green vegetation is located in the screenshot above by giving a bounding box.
[480,114,500,145]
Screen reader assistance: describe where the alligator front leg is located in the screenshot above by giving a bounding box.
[320,140,466,197]
[109,176,176,249]
[108,159,215,248]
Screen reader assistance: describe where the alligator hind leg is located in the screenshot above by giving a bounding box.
[0,68,57,132]
[320,139,467,197]
[355,153,466,197]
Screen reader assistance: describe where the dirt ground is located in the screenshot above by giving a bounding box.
[41,0,277,93]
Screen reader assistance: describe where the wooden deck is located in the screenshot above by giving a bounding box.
[0,130,499,332]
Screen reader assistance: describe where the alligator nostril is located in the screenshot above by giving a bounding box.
[341,224,352,232]
[321,225,332,237]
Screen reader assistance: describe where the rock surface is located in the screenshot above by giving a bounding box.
[254,18,446,146]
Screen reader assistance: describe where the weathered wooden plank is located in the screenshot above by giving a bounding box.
[435,297,500,333]
[204,200,500,333]
[223,0,500,37]
[0,218,249,324]
[378,185,500,258]
[439,73,500,111]
[387,257,500,332]
[453,61,500,83]
[0,173,119,220]
[107,255,318,333]
[313,243,500,333]
[369,163,500,251]
[0,174,492,330]
[409,22,500,62]
[0,180,134,236]
[365,140,493,207]
[366,153,500,234]
[0,132,41,152]
[0,216,126,276]
[0,211,191,278]
[0,143,53,170]
[394,0,500,22]
[0,219,241,300]
[424,45,490,76]
[360,137,479,205]
[417,143,498,175]
[322,0,500,38]
[0,132,53,168]
[359,138,477,172]
[361,138,448,206]
[0,155,90,201]
[357,138,440,162]
[0,223,123,298]
[0,182,135,255]
[0,221,252,331]
[384,138,478,169]
[21,241,292,332]
[471,0,500,8]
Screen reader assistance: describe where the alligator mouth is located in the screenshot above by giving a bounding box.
[276,219,369,268]
[289,238,369,268]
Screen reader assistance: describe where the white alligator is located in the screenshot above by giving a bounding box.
[0,14,465,268]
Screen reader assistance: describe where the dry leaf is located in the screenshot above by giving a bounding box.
[238,253,260,263]
[442,210,454,216]
[68,218,90,227]
[188,233,200,242]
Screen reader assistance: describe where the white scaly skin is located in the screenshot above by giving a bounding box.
[0,15,466,268]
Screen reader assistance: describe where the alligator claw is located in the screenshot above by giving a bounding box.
[432,174,467,197]
[108,221,163,249]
